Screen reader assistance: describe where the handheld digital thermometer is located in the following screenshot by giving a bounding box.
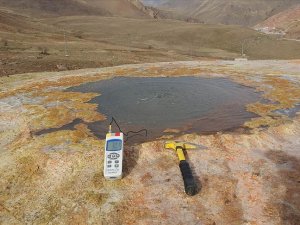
[104,132,124,180]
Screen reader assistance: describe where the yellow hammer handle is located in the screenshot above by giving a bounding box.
[176,147,186,161]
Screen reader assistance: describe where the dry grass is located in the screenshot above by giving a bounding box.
[1,9,300,77]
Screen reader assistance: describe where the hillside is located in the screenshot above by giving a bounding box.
[142,0,300,26]
[1,7,300,76]
[0,0,155,18]
[255,5,300,40]
[1,1,300,77]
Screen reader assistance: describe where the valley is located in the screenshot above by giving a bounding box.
[1,8,300,77]
[0,1,300,224]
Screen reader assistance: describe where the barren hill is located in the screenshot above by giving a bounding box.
[142,0,300,26]
[255,5,300,40]
[1,1,300,76]
[0,0,155,18]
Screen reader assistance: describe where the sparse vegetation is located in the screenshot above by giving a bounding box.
[1,14,300,76]
[143,0,300,26]
[38,46,50,55]
[73,31,83,39]
[1,38,8,48]
[0,0,300,78]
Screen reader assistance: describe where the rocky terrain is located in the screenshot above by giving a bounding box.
[1,0,300,77]
[0,0,157,18]
[0,60,299,224]
[142,0,300,26]
[255,5,300,40]
[1,7,300,77]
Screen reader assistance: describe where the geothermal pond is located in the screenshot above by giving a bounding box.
[49,76,262,142]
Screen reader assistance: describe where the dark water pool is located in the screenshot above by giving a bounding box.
[60,76,261,142]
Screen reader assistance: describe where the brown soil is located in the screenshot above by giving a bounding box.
[1,9,300,77]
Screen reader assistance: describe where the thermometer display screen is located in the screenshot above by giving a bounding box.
[107,139,122,151]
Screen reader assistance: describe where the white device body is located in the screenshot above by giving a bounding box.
[104,132,124,180]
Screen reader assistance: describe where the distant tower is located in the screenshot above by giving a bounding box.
[64,30,69,57]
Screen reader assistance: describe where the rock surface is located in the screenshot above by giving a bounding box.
[0,60,300,224]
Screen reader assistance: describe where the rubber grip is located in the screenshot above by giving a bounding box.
[179,160,197,196]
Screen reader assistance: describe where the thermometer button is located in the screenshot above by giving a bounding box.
[108,153,120,160]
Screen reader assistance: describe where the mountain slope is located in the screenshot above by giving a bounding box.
[0,0,154,18]
[142,0,300,26]
[255,5,300,39]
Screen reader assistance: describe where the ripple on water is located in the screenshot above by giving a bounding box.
[61,77,262,142]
